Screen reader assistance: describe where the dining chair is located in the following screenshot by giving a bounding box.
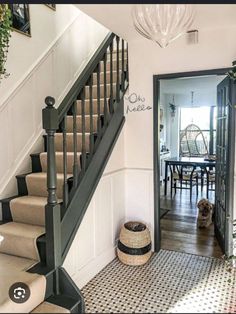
[169,164,199,201]
[206,168,215,198]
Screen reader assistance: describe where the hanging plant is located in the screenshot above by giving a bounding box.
[0,4,12,81]
[228,61,236,81]
[169,95,176,117]
[169,103,176,115]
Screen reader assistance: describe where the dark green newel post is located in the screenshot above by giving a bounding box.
[42,96,62,274]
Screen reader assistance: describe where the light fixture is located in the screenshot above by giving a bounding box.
[132,5,194,48]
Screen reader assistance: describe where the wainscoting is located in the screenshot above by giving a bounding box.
[63,169,125,289]
[124,168,155,247]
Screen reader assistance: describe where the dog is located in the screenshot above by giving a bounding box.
[197,199,214,228]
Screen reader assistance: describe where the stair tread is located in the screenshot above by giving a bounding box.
[11,195,48,207]
[25,172,72,199]
[0,252,36,272]
[31,301,70,313]
[0,222,45,238]
[66,115,98,118]
[26,172,73,179]
[85,83,117,88]
[39,152,81,174]
[40,151,81,157]
[9,196,62,227]
[55,132,91,136]
[0,265,46,313]
[0,222,45,261]
[77,97,109,102]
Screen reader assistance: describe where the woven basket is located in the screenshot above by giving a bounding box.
[117,221,152,266]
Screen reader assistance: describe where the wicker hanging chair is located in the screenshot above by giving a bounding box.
[181,123,209,157]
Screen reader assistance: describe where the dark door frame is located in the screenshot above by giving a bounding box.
[153,67,234,254]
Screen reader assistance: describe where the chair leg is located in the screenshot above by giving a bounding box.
[196,176,199,197]
[190,179,193,201]
[201,170,204,192]
[174,181,177,194]
[206,173,209,199]
[171,176,173,197]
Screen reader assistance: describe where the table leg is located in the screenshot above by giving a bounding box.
[164,162,168,196]
[206,169,209,199]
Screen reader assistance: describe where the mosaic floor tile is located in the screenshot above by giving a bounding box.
[82,249,236,313]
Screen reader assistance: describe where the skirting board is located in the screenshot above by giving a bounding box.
[72,247,117,289]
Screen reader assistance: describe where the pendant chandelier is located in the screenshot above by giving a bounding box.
[132,5,194,48]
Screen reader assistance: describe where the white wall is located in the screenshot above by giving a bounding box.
[63,130,125,288]
[124,25,236,242]
[0,5,109,200]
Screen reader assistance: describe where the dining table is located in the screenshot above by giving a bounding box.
[164,156,216,196]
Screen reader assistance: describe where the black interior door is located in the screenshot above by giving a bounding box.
[215,76,235,256]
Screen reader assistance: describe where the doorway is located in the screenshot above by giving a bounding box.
[153,68,235,258]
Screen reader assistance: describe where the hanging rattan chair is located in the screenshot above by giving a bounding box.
[180,123,209,157]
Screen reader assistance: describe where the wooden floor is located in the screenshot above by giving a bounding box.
[160,184,223,258]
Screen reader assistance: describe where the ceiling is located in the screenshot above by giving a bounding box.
[160,75,226,107]
[77,5,236,41]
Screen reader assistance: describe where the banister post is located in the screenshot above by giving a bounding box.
[42,96,61,271]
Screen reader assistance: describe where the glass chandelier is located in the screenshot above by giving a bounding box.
[132,5,194,48]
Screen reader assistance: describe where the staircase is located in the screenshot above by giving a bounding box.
[0,32,128,313]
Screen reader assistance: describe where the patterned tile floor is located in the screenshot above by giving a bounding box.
[82,250,236,313]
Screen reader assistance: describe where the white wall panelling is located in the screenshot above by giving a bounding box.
[124,168,154,248]
[63,169,126,289]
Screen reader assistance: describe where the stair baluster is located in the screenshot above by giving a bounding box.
[116,36,120,103]
[62,116,68,207]
[121,39,125,92]
[89,76,94,156]
[72,100,79,188]
[109,41,114,113]
[96,63,101,136]
[42,96,61,270]
[80,88,86,173]
[126,42,129,82]
[103,52,108,125]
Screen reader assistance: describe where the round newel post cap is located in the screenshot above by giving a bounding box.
[45,96,55,107]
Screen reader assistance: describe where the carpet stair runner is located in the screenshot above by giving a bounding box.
[0,51,127,313]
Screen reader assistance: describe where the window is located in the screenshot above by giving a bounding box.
[180,106,216,156]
